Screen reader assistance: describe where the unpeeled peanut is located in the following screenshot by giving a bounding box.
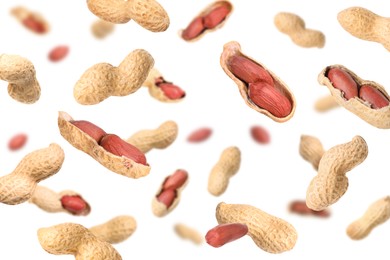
[306,136,368,211]
[174,223,203,245]
[274,12,325,48]
[126,120,178,153]
[11,6,50,34]
[205,223,248,248]
[216,202,297,253]
[0,54,41,104]
[346,196,390,240]
[37,223,122,259]
[89,215,136,244]
[87,0,169,32]
[91,19,115,39]
[338,7,390,52]
[208,146,241,196]
[299,135,325,170]
[73,49,154,105]
[0,143,64,205]
[314,95,340,112]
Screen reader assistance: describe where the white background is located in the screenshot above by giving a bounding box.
[1,0,390,259]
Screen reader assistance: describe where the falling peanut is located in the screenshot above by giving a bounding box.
[8,133,28,151]
[208,146,241,196]
[306,136,368,211]
[89,215,136,244]
[174,223,203,245]
[314,95,340,112]
[299,135,325,170]
[205,223,248,248]
[91,19,115,39]
[11,6,49,34]
[187,127,213,143]
[289,200,330,218]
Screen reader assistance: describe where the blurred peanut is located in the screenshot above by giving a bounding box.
[187,127,212,143]
[0,143,64,205]
[8,133,28,151]
[11,6,49,34]
[174,223,203,245]
[87,0,169,32]
[89,215,136,244]
[306,136,368,211]
[208,146,241,196]
[126,120,178,153]
[274,12,325,48]
[37,223,122,259]
[299,135,325,170]
[289,200,330,218]
[338,7,390,51]
[250,125,270,144]
[0,54,41,104]
[91,19,115,39]
[48,45,69,62]
[314,95,340,112]
[347,196,390,240]
[216,202,297,253]
[73,49,154,105]
[205,223,248,248]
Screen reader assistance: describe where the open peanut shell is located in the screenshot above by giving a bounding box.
[11,6,50,34]
[58,111,150,178]
[179,0,233,42]
[318,64,390,129]
[220,41,296,122]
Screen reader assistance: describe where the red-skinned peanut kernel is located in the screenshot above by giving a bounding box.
[162,169,188,190]
[60,195,91,216]
[327,68,359,100]
[8,133,28,151]
[206,223,248,248]
[22,15,46,34]
[70,120,107,143]
[203,4,231,29]
[158,83,186,100]
[156,189,176,207]
[182,17,204,41]
[48,45,69,62]
[250,126,270,144]
[359,85,390,109]
[187,127,213,143]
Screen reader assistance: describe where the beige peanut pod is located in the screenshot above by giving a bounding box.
[58,111,150,179]
[73,49,154,105]
[89,215,136,244]
[318,64,390,128]
[274,12,325,48]
[87,0,169,32]
[347,196,390,240]
[314,95,340,112]
[0,143,64,205]
[91,19,115,39]
[126,120,178,153]
[0,54,41,104]
[208,146,241,196]
[299,135,325,170]
[37,223,122,259]
[216,202,297,254]
[306,136,368,211]
[220,41,296,122]
[174,223,203,245]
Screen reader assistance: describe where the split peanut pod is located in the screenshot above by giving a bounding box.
[73,49,154,105]
[220,41,296,122]
[314,95,340,112]
[87,0,169,32]
[174,223,203,245]
[299,135,325,170]
[126,120,178,153]
[180,0,233,42]
[216,202,297,254]
[0,54,41,104]
[338,7,390,52]
[306,136,368,211]
[29,185,91,216]
[318,65,390,128]
[208,146,241,196]
[152,169,188,217]
[11,6,49,34]
[346,196,390,240]
[37,223,122,260]
[58,111,150,179]
[91,19,115,39]
[0,143,64,205]
[143,68,186,102]
[89,215,137,244]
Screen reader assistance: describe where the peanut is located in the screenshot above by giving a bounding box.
[48,45,69,62]
[314,95,340,112]
[37,223,122,259]
[11,6,50,34]
[126,120,178,153]
[337,7,390,52]
[187,127,213,143]
[306,136,368,211]
[220,41,296,122]
[289,200,330,218]
[70,120,107,143]
[58,111,151,179]
[174,223,203,245]
[29,185,90,216]
[152,169,188,217]
[327,68,359,100]
[205,223,248,248]
[181,0,233,41]
[346,196,390,240]
[143,68,185,103]
[216,202,297,253]
[318,64,390,129]
[250,125,270,144]
[208,146,241,196]
[0,143,65,205]
[8,133,28,151]
[0,54,41,104]
[87,0,169,32]
[299,135,325,171]
[91,19,115,39]
[274,12,325,48]
[89,215,136,244]
[73,49,154,105]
